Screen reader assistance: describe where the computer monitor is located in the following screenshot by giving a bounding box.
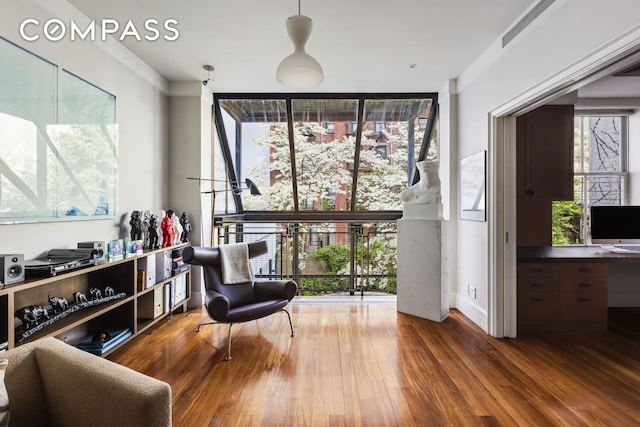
[590,206,640,245]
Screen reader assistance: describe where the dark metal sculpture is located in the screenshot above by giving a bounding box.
[74,292,88,304]
[15,305,49,330]
[89,288,102,300]
[180,212,192,243]
[148,214,159,250]
[129,210,143,241]
[48,295,69,314]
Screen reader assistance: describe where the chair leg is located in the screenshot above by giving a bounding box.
[225,323,233,361]
[196,321,216,332]
[282,308,295,337]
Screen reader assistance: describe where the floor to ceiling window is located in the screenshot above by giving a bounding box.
[213,93,438,295]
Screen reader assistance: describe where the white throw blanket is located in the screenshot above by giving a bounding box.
[219,243,251,284]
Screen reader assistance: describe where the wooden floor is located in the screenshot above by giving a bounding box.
[109,300,640,426]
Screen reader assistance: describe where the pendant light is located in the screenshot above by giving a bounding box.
[276,0,324,89]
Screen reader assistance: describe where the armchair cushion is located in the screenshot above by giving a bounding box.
[226,299,291,323]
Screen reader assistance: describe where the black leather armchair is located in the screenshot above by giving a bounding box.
[183,241,297,360]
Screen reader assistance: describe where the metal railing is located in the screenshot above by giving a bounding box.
[217,223,397,296]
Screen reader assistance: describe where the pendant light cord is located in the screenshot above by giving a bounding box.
[298,0,301,15]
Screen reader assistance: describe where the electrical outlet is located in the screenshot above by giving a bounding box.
[467,285,477,299]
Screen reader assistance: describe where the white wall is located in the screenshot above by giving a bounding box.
[0,2,169,259]
[454,0,640,331]
[168,82,214,307]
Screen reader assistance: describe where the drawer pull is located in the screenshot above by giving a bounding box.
[577,297,592,302]
[530,268,544,273]
[530,283,544,287]
[577,268,592,273]
[530,297,544,302]
[577,283,592,288]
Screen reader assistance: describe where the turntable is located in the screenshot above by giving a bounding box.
[25,248,104,277]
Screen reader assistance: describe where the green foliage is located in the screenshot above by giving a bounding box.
[552,200,583,244]
[311,244,351,273]
[298,278,348,296]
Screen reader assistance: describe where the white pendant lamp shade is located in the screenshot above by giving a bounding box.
[276,14,324,89]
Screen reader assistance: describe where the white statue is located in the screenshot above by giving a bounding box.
[400,160,441,205]
[157,209,166,247]
[171,211,183,246]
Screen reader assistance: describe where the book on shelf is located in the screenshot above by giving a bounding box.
[73,328,132,355]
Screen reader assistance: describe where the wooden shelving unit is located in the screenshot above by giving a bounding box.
[0,243,191,356]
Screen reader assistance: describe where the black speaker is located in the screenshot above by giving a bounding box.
[0,254,25,285]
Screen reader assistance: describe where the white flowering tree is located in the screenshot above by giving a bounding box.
[242,120,435,294]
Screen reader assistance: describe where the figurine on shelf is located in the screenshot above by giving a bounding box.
[180,212,192,243]
[161,209,176,248]
[142,210,152,249]
[104,286,115,297]
[16,305,49,330]
[90,288,102,300]
[148,213,159,250]
[171,211,183,246]
[158,209,166,247]
[129,210,143,241]
[74,292,88,305]
[48,295,69,314]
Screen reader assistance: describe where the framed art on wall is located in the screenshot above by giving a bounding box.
[460,150,486,221]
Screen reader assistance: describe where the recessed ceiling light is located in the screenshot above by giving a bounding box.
[409,64,417,69]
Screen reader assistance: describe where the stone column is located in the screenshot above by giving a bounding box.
[397,204,448,322]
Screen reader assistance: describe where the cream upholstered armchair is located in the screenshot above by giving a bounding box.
[183,241,297,360]
[2,336,171,427]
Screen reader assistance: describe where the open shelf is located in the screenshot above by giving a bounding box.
[1,243,191,355]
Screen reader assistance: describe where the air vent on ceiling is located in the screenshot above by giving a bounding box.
[502,0,555,48]
[612,62,640,77]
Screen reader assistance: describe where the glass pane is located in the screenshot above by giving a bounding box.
[0,38,117,222]
[292,99,358,211]
[0,39,57,220]
[49,70,117,217]
[217,99,292,211]
[356,98,434,211]
[586,175,622,207]
[584,117,621,172]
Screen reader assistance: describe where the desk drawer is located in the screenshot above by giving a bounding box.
[518,263,562,278]
[563,263,607,277]
[561,291,607,322]
[518,277,561,293]
[561,276,607,292]
[518,292,560,322]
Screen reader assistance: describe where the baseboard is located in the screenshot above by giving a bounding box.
[454,293,488,333]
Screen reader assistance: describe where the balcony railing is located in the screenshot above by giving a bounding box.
[216,223,397,296]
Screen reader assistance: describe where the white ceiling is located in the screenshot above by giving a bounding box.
[67,0,537,93]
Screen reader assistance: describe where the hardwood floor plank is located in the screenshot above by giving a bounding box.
[108,302,640,427]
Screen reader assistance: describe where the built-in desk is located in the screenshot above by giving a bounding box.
[517,246,640,331]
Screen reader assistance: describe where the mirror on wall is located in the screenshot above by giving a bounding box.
[0,36,118,223]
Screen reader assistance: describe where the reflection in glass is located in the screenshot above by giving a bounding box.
[0,37,117,222]
[49,70,117,217]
